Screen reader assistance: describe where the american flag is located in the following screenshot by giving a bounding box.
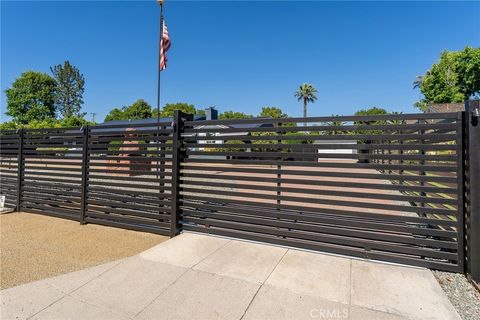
[160,20,171,71]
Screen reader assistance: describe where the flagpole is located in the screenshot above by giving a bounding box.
[157,0,164,122]
[156,0,165,214]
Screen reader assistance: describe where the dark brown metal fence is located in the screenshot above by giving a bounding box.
[0,111,472,273]
[179,112,465,272]
[84,121,174,235]
[20,127,85,220]
[0,129,20,209]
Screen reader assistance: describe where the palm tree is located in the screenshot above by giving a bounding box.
[412,75,424,90]
[294,83,318,125]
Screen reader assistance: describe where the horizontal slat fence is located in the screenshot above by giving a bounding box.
[85,121,174,235]
[20,128,84,220]
[0,130,20,209]
[179,112,464,272]
[0,111,468,273]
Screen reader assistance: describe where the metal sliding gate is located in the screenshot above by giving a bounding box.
[0,112,468,272]
[179,112,466,272]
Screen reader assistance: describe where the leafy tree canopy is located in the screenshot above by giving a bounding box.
[156,102,197,117]
[219,111,253,120]
[259,107,288,119]
[294,83,318,119]
[50,61,85,118]
[353,107,388,137]
[104,99,153,121]
[414,46,480,110]
[60,115,92,127]
[5,71,57,124]
[294,84,318,104]
[0,116,92,130]
[354,107,388,116]
[0,121,18,130]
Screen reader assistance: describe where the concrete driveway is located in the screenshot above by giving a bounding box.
[1,232,460,320]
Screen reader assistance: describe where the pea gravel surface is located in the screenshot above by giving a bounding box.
[433,270,480,320]
[0,212,167,289]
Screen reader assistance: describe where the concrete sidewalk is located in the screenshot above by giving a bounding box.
[1,233,461,320]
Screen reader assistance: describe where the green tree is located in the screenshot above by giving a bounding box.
[324,115,348,136]
[104,108,126,121]
[60,115,91,127]
[353,107,388,138]
[26,118,62,129]
[104,99,152,121]
[125,99,152,119]
[158,102,196,117]
[5,71,57,124]
[354,107,388,116]
[50,61,85,118]
[219,111,253,120]
[414,46,480,110]
[0,121,18,130]
[259,107,288,119]
[294,83,318,119]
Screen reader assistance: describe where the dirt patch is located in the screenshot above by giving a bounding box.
[0,212,168,289]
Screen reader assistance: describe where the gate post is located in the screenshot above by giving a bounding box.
[15,128,24,212]
[170,110,192,237]
[466,100,480,283]
[80,126,89,224]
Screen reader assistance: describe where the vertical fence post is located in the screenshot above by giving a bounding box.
[80,126,89,224]
[170,110,191,237]
[276,122,282,210]
[456,111,466,273]
[15,128,24,212]
[419,119,426,213]
[399,128,404,186]
[466,100,480,282]
[276,122,282,238]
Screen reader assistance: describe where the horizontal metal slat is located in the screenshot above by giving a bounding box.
[180,195,457,226]
[182,213,457,256]
[185,122,456,134]
[86,205,170,228]
[185,113,458,126]
[186,150,457,162]
[182,226,460,272]
[181,180,457,205]
[181,172,458,195]
[84,217,170,235]
[186,143,458,151]
[181,201,456,238]
[182,158,457,174]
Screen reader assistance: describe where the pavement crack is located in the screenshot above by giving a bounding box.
[191,238,232,269]
[133,267,190,319]
[68,258,126,295]
[239,248,289,320]
[133,237,231,319]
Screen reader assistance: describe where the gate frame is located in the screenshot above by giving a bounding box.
[15,128,24,211]
[80,125,90,224]
[466,100,480,284]
[170,110,193,237]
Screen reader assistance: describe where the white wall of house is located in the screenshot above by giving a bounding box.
[315,140,358,154]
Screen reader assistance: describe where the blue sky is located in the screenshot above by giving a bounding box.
[1,1,479,122]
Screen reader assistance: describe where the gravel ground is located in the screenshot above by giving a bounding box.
[433,270,480,320]
[0,212,168,289]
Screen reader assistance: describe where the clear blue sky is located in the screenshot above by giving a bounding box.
[1,1,479,122]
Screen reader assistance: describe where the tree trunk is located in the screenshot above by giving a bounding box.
[303,98,307,127]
